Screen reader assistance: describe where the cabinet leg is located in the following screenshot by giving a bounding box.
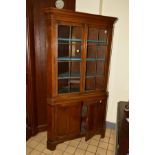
[47,140,57,151]
[101,128,106,138]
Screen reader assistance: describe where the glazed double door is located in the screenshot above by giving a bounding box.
[53,98,107,140]
[55,22,109,95]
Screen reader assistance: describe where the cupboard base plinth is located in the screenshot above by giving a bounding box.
[47,140,57,151]
[47,129,106,151]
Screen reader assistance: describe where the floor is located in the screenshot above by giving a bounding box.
[26,128,116,155]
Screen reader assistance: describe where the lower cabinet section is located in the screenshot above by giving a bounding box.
[47,96,107,150]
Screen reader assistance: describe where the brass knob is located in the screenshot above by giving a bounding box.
[100,100,102,103]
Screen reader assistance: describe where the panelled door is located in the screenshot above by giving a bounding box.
[55,102,81,138]
[84,98,107,140]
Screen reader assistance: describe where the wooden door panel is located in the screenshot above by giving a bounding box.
[56,107,68,136]
[85,99,106,140]
[87,102,99,131]
[68,105,81,133]
[55,102,81,138]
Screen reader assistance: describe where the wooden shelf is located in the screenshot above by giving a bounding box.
[58,57,81,61]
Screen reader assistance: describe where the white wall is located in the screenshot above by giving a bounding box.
[75,0,129,123]
[76,0,100,14]
[101,0,129,123]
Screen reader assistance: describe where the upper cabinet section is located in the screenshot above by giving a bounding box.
[44,8,117,97]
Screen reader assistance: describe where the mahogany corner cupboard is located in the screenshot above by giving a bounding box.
[44,8,117,150]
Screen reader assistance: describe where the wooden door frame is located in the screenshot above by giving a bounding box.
[26,0,38,140]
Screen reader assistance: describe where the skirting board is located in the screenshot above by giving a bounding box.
[106,121,116,129]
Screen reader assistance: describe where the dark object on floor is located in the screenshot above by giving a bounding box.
[116,101,129,155]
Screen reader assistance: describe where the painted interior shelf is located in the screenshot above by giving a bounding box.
[58,38,82,42]
[58,86,80,93]
[86,73,104,78]
[58,57,104,61]
[58,72,80,79]
[58,57,81,61]
[87,40,107,44]
[86,58,105,61]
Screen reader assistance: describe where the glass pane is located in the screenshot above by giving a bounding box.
[85,77,95,91]
[70,61,80,77]
[58,44,69,58]
[58,62,69,78]
[96,60,104,75]
[86,61,96,76]
[99,29,107,43]
[58,25,70,38]
[87,27,108,45]
[69,79,80,92]
[58,43,81,59]
[96,77,104,89]
[97,46,106,59]
[58,61,81,93]
[58,61,81,78]
[87,46,97,58]
[71,26,82,40]
[88,28,98,41]
[58,79,69,93]
[58,79,80,94]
